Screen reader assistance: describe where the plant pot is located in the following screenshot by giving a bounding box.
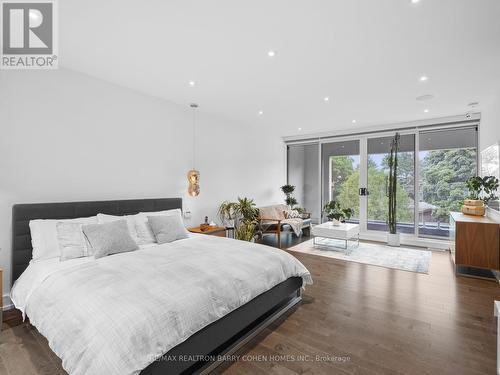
[330,219,341,226]
[387,233,400,247]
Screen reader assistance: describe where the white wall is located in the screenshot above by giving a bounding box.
[481,91,500,150]
[0,68,286,306]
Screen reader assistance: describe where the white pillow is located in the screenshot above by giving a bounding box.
[29,216,97,261]
[134,209,186,245]
[56,222,92,261]
[97,213,140,243]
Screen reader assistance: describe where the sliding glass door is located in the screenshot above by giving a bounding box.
[418,127,478,238]
[286,124,478,241]
[367,134,415,234]
[321,140,360,223]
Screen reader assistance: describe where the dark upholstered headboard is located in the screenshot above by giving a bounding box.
[11,198,182,284]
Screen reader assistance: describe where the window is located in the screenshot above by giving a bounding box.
[286,122,479,242]
[321,140,360,223]
[418,127,478,238]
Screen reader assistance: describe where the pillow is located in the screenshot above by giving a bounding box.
[82,220,139,259]
[97,213,139,243]
[29,216,97,261]
[56,222,92,261]
[135,209,185,245]
[147,215,189,244]
[284,209,301,219]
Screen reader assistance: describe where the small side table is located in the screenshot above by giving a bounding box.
[189,226,226,237]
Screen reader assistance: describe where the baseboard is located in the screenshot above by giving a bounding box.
[359,231,449,250]
[2,294,13,311]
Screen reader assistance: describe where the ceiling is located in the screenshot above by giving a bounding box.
[59,0,500,136]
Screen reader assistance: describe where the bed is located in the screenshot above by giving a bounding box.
[10,198,312,375]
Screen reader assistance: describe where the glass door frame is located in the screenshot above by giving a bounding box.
[364,129,419,237]
[319,135,364,227]
[320,129,418,235]
[286,121,480,243]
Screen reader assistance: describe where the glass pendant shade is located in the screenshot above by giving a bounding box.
[187,103,200,196]
[187,169,200,197]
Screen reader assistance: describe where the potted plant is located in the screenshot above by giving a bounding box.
[281,184,298,209]
[218,197,259,241]
[323,200,354,226]
[463,175,499,216]
[387,132,400,246]
[482,176,499,204]
[465,176,484,202]
[217,201,237,228]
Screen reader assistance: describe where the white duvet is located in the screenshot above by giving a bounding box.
[11,235,312,375]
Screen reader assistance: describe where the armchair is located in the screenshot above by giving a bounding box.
[257,204,311,248]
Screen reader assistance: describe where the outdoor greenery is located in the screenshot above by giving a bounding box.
[331,148,477,226]
[420,149,476,222]
[335,157,413,223]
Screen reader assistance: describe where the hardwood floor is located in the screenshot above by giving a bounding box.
[214,249,500,375]
[2,243,499,375]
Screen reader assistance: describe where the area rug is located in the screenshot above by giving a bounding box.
[289,238,432,274]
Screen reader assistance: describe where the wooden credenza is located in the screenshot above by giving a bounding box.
[450,212,500,280]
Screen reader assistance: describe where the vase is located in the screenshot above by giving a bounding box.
[387,233,400,247]
[331,219,341,226]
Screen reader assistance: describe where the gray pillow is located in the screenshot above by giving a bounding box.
[147,215,189,244]
[82,220,139,259]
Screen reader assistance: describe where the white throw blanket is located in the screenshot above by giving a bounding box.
[281,218,304,236]
[11,235,312,375]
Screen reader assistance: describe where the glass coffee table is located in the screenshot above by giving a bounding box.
[312,222,360,252]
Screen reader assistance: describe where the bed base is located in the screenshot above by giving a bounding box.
[141,277,303,375]
[199,292,302,375]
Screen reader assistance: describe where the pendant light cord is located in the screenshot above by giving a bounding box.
[190,103,198,170]
[192,107,195,169]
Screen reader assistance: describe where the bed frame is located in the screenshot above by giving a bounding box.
[12,198,303,374]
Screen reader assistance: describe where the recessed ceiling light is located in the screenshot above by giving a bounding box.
[424,109,429,113]
[298,127,302,131]
[258,110,264,115]
[411,0,421,4]
[352,120,356,124]
[419,75,429,82]
[188,80,195,86]
[267,50,276,57]
[323,97,329,102]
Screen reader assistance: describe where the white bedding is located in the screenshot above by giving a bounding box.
[11,235,312,375]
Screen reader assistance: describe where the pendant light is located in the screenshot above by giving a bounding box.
[187,103,200,197]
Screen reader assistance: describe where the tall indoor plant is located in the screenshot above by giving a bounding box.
[387,132,400,246]
[218,197,258,241]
